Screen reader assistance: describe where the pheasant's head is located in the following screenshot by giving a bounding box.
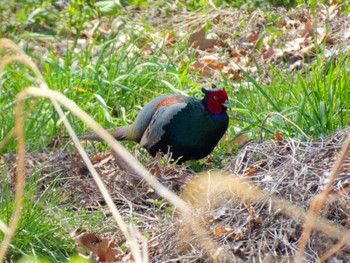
[201,85,230,114]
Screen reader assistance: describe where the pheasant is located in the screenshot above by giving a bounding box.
[80,85,230,163]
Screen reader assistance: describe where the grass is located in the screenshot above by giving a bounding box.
[3,28,349,151]
[2,0,350,261]
[234,52,350,140]
[0,168,76,262]
[2,1,350,152]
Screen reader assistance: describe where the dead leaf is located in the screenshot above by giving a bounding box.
[275,131,284,141]
[202,55,218,64]
[254,216,263,225]
[114,34,131,50]
[262,49,274,60]
[92,154,109,163]
[234,134,249,146]
[80,232,101,255]
[289,60,303,71]
[190,61,215,78]
[213,61,228,70]
[164,33,176,47]
[346,218,350,229]
[344,28,350,39]
[301,20,314,38]
[262,175,273,182]
[150,152,162,177]
[230,48,240,58]
[202,55,228,70]
[227,231,245,241]
[277,19,286,28]
[143,44,153,56]
[206,156,215,163]
[188,26,218,50]
[283,37,305,53]
[248,206,257,229]
[79,233,119,262]
[246,167,257,176]
[214,225,234,237]
[248,34,259,43]
[97,239,119,262]
[205,47,219,53]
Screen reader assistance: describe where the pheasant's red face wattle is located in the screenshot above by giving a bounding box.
[207,89,229,114]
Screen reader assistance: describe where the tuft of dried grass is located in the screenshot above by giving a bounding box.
[170,129,350,262]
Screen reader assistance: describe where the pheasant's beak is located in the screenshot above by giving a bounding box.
[221,100,230,108]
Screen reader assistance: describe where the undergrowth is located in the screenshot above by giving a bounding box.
[0,168,75,262]
[234,52,350,140]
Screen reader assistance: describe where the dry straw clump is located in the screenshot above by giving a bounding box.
[170,130,350,262]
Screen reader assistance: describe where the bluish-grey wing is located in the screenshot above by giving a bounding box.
[127,94,173,141]
[140,103,187,149]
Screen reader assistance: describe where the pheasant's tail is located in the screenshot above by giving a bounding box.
[79,126,129,141]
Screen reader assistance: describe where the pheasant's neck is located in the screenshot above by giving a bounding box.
[200,100,206,111]
[210,112,228,121]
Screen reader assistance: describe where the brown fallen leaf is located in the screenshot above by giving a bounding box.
[346,218,350,229]
[149,152,162,178]
[277,19,286,28]
[262,48,275,60]
[227,231,245,241]
[212,61,228,70]
[164,33,176,47]
[188,26,218,51]
[248,33,259,43]
[190,61,215,78]
[233,134,249,147]
[91,154,109,163]
[246,167,257,176]
[214,225,234,238]
[97,238,119,262]
[79,232,119,262]
[230,48,240,58]
[202,55,217,64]
[301,20,314,38]
[80,232,101,255]
[143,44,153,56]
[275,130,284,141]
[202,55,228,70]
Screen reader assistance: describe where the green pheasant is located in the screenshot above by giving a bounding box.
[81,85,230,163]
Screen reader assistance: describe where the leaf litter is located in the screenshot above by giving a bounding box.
[24,4,350,85]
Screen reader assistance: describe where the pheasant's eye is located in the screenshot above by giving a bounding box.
[213,96,218,100]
